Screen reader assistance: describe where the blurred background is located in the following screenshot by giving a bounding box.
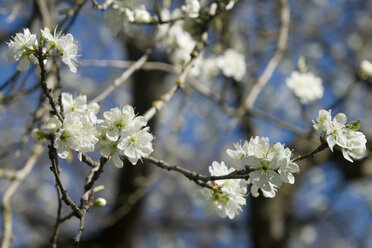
[1,0,372,247]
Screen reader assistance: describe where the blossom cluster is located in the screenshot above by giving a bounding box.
[156,17,196,70]
[6,28,79,72]
[286,71,323,104]
[227,136,300,198]
[155,8,246,81]
[104,1,152,36]
[182,0,201,18]
[313,109,367,162]
[32,93,153,167]
[200,136,299,219]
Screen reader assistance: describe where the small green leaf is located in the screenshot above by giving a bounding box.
[346,119,361,131]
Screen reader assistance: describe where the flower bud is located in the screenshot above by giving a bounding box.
[94,197,107,207]
[360,60,372,79]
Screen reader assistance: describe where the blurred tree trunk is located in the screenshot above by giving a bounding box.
[81,38,166,248]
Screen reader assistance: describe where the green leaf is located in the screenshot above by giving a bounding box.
[346,119,361,131]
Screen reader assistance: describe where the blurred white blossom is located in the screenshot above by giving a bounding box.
[217,49,246,81]
[104,0,135,36]
[134,5,152,23]
[360,60,372,77]
[182,0,200,18]
[286,71,323,104]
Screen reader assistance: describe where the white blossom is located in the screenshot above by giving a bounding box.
[97,105,153,166]
[244,138,283,198]
[156,21,196,69]
[286,71,323,104]
[191,55,220,83]
[61,92,88,114]
[226,140,251,160]
[95,123,123,168]
[217,49,246,81]
[134,5,152,23]
[182,0,200,18]
[6,28,38,71]
[41,27,65,48]
[104,0,135,36]
[61,92,98,123]
[313,109,367,162]
[54,112,98,159]
[360,60,372,77]
[200,161,247,219]
[312,109,332,133]
[57,34,79,73]
[275,143,300,184]
[46,115,62,134]
[117,124,154,165]
[100,106,137,142]
[341,129,367,162]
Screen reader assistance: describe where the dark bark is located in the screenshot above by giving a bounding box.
[80,40,166,248]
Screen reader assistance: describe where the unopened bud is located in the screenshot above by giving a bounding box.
[360,60,372,79]
[94,198,107,207]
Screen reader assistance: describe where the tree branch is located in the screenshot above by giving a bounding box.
[92,52,150,104]
[241,0,290,109]
[1,143,43,248]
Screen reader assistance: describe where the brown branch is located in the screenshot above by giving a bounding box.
[48,145,82,218]
[146,156,251,185]
[73,209,87,247]
[81,153,100,168]
[148,141,329,188]
[84,157,108,192]
[73,157,108,246]
[37,47,64,122]
[292,142,329,162]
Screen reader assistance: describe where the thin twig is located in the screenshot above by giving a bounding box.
[292,142,328,162]
[1,143,43,248]
[48,145,82,218]
[0,169,18,180]
[146,156,251,183]
[80,153,100,167]
[147,140,329,187]
[92,52,150,104]
[84,157,108,192]
[242,0,290,109]
[81,59,175,73]
[37,48,64,122]
[143,42,204,121]
[73,157,108,246]
[51,184,62,248]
